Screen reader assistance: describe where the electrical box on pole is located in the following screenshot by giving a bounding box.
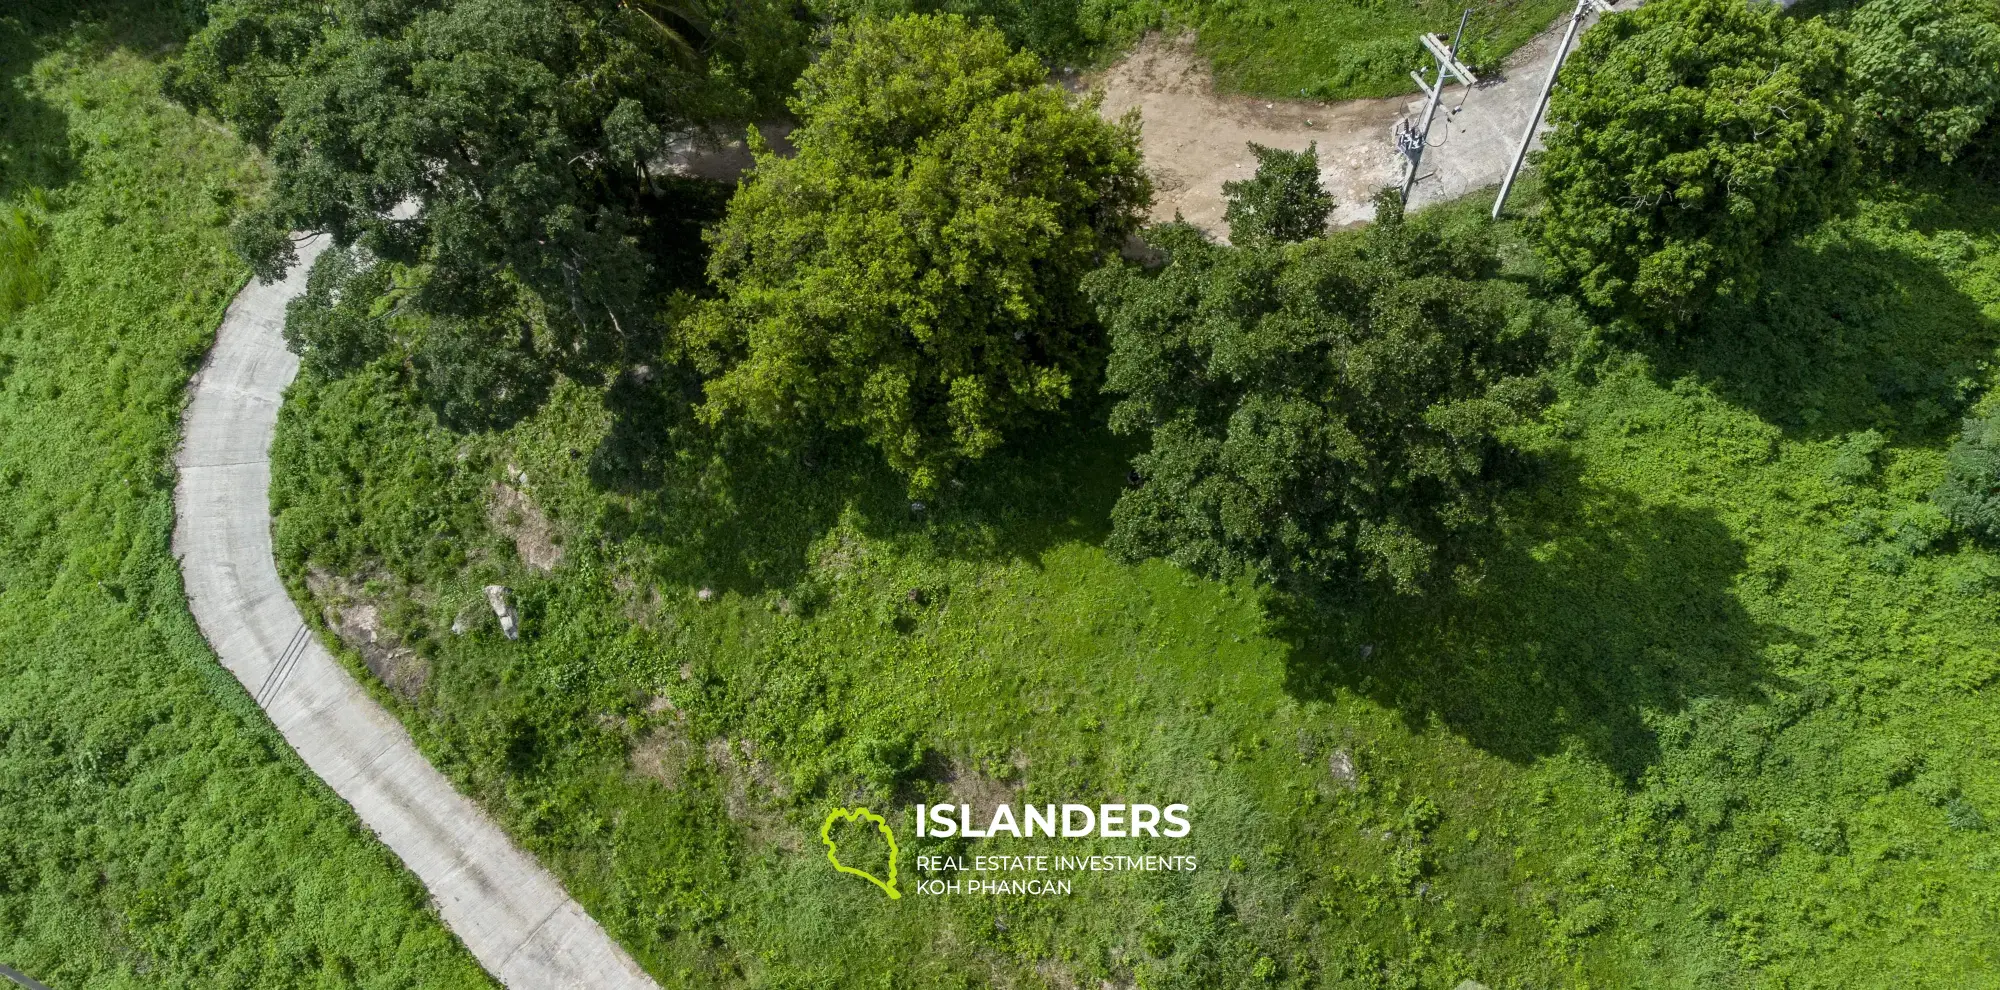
[1398,10,1477,203]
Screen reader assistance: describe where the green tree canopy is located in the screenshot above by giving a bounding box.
[1088,196,1559,594]
[1845,0,2000,166]
[1536,0,1852,326]
[169,0,805,421]
[1222,142,1333,246]
[678,13,1150,492]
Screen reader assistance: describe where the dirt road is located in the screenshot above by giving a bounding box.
[1091,5,1624,236]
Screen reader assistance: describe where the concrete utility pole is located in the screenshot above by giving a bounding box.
[1491,0,1614,219]
[1398,10,1479,203]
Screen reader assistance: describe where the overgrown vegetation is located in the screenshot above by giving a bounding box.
[272,162,2000,984]
[0,5,490,986]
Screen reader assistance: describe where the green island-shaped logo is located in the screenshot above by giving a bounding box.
[821,806,900,900]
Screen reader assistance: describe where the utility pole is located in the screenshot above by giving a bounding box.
[1398,9,1478,204]
[1490,0,1614,219]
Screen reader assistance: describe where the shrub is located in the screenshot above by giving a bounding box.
[1847,0,2000,166]
[1934,408,2000,541]
[1222,142,1333,246]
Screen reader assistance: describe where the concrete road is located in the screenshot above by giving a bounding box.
[174,236,659,990]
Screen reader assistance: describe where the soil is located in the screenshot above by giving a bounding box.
[1086,6,1627,239]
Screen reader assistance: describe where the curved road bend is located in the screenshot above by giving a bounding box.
[173,235,658,990]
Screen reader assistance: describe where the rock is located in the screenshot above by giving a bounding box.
[697,586,715,603]
[1329,747,1358,789]
[484,585,519,640]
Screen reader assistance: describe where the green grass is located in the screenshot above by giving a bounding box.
[856,0,1569,100]
[0,7,491,987]
[1189,0,1573,100]
[271,174,2000,987]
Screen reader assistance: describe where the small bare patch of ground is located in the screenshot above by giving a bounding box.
[706,737,800,851]
[632,729,696,791]
[937,753,1026,812]
[1329,747,1360,789]
[488,482,562,572]
[660,122,794,182]
[305,566,431,700]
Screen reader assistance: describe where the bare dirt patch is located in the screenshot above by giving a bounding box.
[632,729,696,791]
[1088,12,1621,238]
[305,566,431,700]
[488,482,562,572]
[706,737,801,851]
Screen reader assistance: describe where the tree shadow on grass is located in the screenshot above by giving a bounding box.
[0,17,75,204]
[1645,191,2000,445]
[1274,456,1795,781]
[587,379,1135,596]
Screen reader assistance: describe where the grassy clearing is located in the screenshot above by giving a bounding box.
[0,7,491,987]
[864,0,1568,99]
[272,174,2000,986]
[1189,0,1573,100]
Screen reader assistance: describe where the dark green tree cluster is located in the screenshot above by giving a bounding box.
[679,14,1149,493]
[1534,0,1852,325]
[1533,0,2000,328]
[169,0,809,425]
[1844,0,2000,166]
[1088,193,1559,594]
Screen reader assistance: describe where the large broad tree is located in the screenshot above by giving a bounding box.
[169,0,805,423]
[1846,0,2000,167]
[1535,0,1851,326]
[1087,196,1558,595]
[678,13,1150,493]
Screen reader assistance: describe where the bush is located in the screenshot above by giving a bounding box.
[1847,0,2000,167]
[1089,195,1556,593]
[679,14,1150,493]
[1536,0,1852,326]
[1934,408,2000,541]
[1222,142,1333,246]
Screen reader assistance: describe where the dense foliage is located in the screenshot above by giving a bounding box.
[1089,196,1556,593]
[0,7,489,985]
[1845,0,2000,166]
[271,180,2000,987]
[1936,406,2000,542]
[1221,142,1332,246]
[1537,0,1852,325]
[679,13,1149,492]
[168,0,807,426]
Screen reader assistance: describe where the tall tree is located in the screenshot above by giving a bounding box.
[169,0,806,422]
[678,13,1150,493]
[1087,195,1558,594]
[1535,0,1852,326]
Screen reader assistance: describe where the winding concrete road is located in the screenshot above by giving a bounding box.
[173,235,658,990]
